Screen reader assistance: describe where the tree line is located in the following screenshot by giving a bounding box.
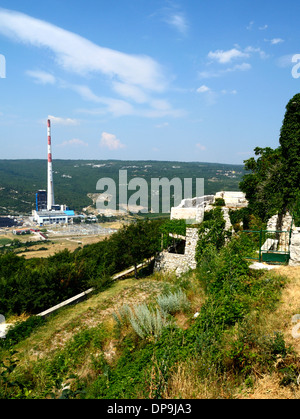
[0,219,166,317]
[240,93,300,226]
[0,219,186,317]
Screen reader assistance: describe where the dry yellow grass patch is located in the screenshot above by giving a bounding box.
[239,265,300,399]
[19,277,165,362]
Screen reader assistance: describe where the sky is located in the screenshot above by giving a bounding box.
[0,0,299,164]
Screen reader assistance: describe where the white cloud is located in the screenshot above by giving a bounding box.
[226,62,252,72]
[112,82,148,104]
[0,8,167,92]
[196,85,237,106]
[59,138,88,147]
[207,46,267,65]
[100,132,125,150]
[259,24,268,30]
[196,85,217,105]
[197,85,211,93]
[69,84,103,103]
[244,46,268,59]
[270,38,284,45]
[152,4,189,36]
[48,115,79,125]
[0,9,188,119]
[200,45,267,79]
[166,13,189,35]
[208,48,249,64]
[26,70,56,84]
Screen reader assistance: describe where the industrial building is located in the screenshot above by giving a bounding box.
[36,190,47,211]
[32,119,75,226]
[33,209,70,226]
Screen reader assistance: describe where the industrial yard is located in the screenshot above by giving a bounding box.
[0,220,121,259]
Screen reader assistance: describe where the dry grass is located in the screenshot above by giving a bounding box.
[6,261,300,399]
[16,277,165,362]
[18,235,108,259]
[163,362,234,399]
[238,265,300,399]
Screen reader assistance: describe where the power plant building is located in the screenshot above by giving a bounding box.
[32,119,75,226]
[33,208,70,226]
[36,190,47,211]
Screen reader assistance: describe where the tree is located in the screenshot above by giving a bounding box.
[239,147,283,221]
[116,220,162,278]
[240,93,300,223]
[278,93,300,213]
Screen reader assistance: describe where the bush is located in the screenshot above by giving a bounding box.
[156,290,190,315]
[196,207,231,261]
[129,304,169,340]
[0,316,46,348]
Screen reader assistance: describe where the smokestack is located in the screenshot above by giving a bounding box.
[47,119,55,210]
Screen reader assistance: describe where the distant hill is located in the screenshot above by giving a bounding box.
[0,159,245,215]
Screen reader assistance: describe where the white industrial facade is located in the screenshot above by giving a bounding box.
[32,210,69,226]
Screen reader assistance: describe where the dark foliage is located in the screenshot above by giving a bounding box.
[0,219,163,316]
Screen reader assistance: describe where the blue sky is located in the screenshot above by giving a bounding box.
[0,0,299,164]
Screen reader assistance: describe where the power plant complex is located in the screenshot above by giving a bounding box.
[32,119,75,226]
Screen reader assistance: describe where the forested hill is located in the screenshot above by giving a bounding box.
[0,159,245,215]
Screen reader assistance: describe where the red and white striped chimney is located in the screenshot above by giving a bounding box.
[47,119,55,210]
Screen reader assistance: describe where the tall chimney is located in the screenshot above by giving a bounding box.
[47,119,55,210]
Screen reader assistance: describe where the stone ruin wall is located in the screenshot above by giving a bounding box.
[154,228,198,277]
[289,227,300,266]
[156,191,300,273]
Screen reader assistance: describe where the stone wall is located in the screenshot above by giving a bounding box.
[215,191,248,208]
[170,195,215,223]
[170,207,200,223]
[266,212,300,266]
[154,228,198,276]
[289,228,300,266]
[267,212,293,232]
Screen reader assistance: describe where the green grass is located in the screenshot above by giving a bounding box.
[0,238,12,246]
[0,232,296,399]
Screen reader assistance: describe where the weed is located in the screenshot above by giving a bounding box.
[129,304,169,340]
[156,289,190,315]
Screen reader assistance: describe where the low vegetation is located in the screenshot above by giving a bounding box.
[0,214,298,399]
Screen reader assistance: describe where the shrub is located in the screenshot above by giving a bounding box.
[196,207,231,261]
[156,289,190,315]
[129,304,169,340]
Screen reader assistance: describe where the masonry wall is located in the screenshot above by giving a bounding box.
[289,228,300,266]
[154,228,198,276]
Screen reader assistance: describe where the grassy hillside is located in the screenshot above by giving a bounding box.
[1,237,300,399]
[0,159,245,214]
